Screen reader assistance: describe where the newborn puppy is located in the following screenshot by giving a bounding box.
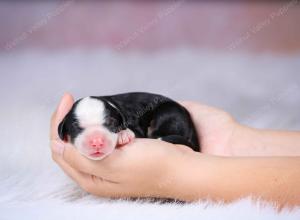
[58,92,199,160]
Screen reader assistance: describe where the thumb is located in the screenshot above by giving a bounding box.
[50,93,74,140]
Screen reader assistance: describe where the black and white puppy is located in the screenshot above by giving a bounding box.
[58,92,200,160]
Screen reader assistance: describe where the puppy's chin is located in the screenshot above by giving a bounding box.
[78,144,116,161]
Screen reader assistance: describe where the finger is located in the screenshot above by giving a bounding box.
[50,93,74,140]
[55,153,129,198]
[53,153,115,196]
[62,143,113,179]
[53,154,93,190]
[52,142,121,197]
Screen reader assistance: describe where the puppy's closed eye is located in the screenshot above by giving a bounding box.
[106,116,117,125]
[71,121,79,128]
[106,116,126,133]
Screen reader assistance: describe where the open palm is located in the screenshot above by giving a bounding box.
[180,101,239,156]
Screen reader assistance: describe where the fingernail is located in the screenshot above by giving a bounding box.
[51,140,65,156]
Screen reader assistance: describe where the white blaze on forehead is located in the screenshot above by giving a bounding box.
[75,97,106,127]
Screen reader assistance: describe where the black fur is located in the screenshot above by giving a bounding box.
[58,92,200,152]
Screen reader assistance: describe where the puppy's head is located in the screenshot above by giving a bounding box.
[58,96,125,160]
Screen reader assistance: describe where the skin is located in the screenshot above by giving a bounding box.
[50,93,300,207]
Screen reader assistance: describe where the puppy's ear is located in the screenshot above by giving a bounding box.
[58,118,67,141]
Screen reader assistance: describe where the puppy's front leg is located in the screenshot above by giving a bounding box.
[117,128,135,146]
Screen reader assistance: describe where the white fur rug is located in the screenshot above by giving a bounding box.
[0,49,299,219]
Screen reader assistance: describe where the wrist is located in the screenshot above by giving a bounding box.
[163,149,213,201]
[231,126,300,156]
[228,124,263,156]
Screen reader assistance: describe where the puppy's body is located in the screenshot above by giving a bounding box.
[59,92,200,160]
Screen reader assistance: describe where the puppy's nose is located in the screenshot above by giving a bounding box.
[89,137,104,148]
[85,133,105,148]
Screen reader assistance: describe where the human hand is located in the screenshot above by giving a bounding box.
[50,94,192,199]
[50,95,300,204]
[181,101,300,157]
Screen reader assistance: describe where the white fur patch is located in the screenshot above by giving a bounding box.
[75,97,106,127]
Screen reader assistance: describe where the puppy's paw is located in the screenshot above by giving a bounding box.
[117,129,135,146]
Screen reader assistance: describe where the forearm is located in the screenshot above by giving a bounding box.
[231,124,300,156]
[167,151,300,206]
